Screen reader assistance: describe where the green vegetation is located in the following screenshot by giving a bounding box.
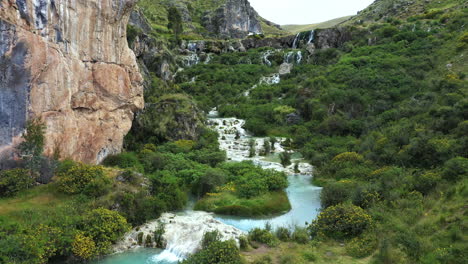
[1,0,466,263]
[168,1,467,263]
[282,15,353,33]
[194,161,290,216]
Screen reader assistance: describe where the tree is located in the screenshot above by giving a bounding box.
[269,137,277,150]
[248,139,256,158]
[263,139,271,156]
[17,119,45,175]
[167,6,183,43]
[279,152,292,168]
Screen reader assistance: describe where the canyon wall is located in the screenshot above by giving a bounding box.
[0,0,144,164]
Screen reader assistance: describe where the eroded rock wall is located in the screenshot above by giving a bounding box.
[0,0,144,164]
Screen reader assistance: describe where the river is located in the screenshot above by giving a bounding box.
[93,112,321,264]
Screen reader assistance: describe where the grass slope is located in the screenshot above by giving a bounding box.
[282,15,353,33]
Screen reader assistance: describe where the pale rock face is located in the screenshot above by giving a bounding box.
[204,0,262,39]
[0,0,144,164]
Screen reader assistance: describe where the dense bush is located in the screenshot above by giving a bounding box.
[249,228,279,247]
[80,208,130,255]
[55,161,111,197]
[181,240,242,264]
[345,232,378,258]
[310,203,373,239]
[0,169,34,197]
[320,180,355,208]
[103,152,143,172]
[442,157,468,181]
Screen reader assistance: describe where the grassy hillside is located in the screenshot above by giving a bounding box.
[282,15,353,33]
[175,0,467,262]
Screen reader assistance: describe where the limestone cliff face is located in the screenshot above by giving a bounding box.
[203,0,262,38]
[0,0,144,164]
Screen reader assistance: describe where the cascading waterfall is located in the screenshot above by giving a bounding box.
[296,51,302,64]
[208,113,321,231]
[307,30,315,44]
[262,50,274,66]
[292,33,300,49]
[284,51,302,64]
[114,212,245,262]
[182,53,200,67]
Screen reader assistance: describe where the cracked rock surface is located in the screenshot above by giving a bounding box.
[0,0,144,163]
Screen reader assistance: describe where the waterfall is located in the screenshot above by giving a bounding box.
[259,73,281,85]
[187,42,198,52]
[284,51,302,64]
[182,53,200,67]
[262,50,274,66]
[296,51,302,64]
[114,212,245,261]
[204,53,213,64]
[307,30,315,44]
[292,33,300,49]
[284,51,294,63]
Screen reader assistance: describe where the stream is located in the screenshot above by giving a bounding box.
[93,111,322,264]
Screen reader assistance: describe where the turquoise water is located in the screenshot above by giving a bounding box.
[93,174,321,264]
[92,248,175,264]
[215,174,322,231]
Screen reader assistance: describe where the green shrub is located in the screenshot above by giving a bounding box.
[346,232,378,258]
[202,230,221,249]
[275,227,291,241]
[237,174,268,198]
[137,232,144,245]
[249,228,279,247]
[303,251,317,261]
[145,235,152,247]
[265,170,288,191]
[442,157,468,181]
[310,203,373,239]
[413,172,441,195]
[0,169,34,197]
[320,180,354,208]
[292,227,310,244]
[81,208,130,254]
[56,162,110,196]
[239,236,249,250]
[103,152,143,172]
[181,240,242,264]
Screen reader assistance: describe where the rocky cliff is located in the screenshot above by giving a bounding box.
[0,0,144,164]
[203,0,262,38]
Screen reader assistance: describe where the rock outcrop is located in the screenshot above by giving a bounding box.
[0,0,144,164]
[203,0,262,38]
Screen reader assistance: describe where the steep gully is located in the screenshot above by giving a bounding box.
[95,48,323,262]
[93,21,357,263]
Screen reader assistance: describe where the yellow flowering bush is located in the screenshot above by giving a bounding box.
[55,161,110,197]
[72,233,96,260]
[332,152,364,163]
[310,203,373,239]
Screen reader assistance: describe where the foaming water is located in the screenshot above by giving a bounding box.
[92,248,173,264]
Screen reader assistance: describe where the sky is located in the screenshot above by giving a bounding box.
[248,0,376,25]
